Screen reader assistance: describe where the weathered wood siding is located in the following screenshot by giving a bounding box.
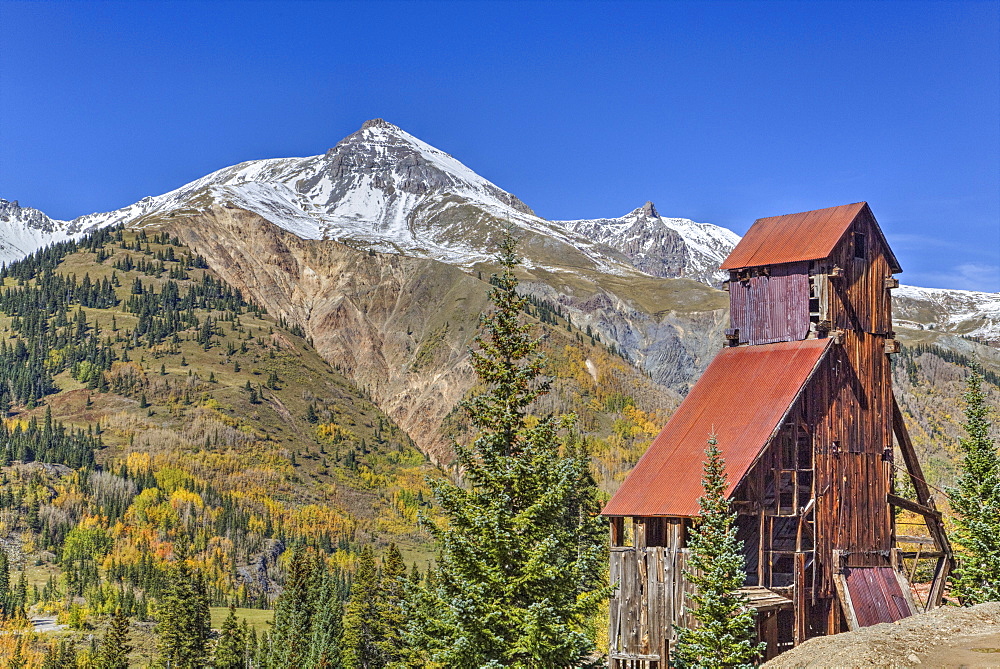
[810,331,895,581]
[731,255,896,635]
[608,546,695,666]
[825,209,894,335]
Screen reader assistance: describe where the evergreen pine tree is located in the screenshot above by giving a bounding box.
[947,369,1000,604]
[307,565,344,669]
[95,607,131,669]
[14,569,27,618]
[672,437,764,668]
[155,551,211,668]
[412,235,606,666]
[271,545,317,666]
[376,543,406,665]
[9,637,26,669]
[213,604,247,669]
[41,642,64,669]
[0,545,10,618]
[342,546,383,668]
[256,630,272,669]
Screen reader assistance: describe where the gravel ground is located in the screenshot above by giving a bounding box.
[763,602,1000,668]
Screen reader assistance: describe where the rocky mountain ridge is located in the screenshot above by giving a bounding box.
[0,120,736,282]
[3,119,996,343]
[2,119,998,460]
[557,201,741,285]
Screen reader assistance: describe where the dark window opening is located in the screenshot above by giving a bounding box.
[853,232,866,259]
[797,433,812,469]
[770,554,795,587]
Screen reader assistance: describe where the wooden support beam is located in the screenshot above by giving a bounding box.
[900,551,946,559]
[794,552,807,646]
[887,494,940,519]
[927,557,951,612]
[892,399,933,504]
[892,397,955,609]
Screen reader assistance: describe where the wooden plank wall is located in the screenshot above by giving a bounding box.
[608,546,696,667]
[826,211,893,335]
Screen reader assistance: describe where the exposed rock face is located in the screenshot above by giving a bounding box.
[557,202,741,286]
[0,199,96,262]
[158,205,486,463]
[156,204,728,459]
[0,199,57,232]
[319,118,535,216]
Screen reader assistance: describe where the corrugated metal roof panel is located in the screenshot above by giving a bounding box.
[844,567,914,626]
[601,339,831,518]
[720,202,865,270]
[720,202,901,273]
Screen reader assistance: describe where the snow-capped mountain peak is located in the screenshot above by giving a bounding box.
[2,120,638,272]
[0,199,89,263]
[556,202,741,285]
[893,284,1000,343]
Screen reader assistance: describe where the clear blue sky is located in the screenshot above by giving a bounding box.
[1,1,997,291]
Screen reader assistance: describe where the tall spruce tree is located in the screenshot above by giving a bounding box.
[342,546,382,668]
[947,369,1000,604]
[155,551,211,668]
[95,607,131,669]
[672,438,764,668]
[271,545,317,666]
[0,546,10,619]
[213,604,247,669]
[376,543,407,665]
[413,234,606,666]
[307,566,344,668]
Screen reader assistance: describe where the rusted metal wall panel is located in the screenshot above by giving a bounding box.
[729,262,811,344]
[602,339,830,518]
[844,567,914,626]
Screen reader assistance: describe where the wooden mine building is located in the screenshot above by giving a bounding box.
[602,202,954,665]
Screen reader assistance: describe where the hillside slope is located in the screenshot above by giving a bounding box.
[0,225,438,609]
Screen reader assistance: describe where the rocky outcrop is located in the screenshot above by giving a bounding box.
[558,202,741,286]
[156,205,728,459]
[158,205,487,463]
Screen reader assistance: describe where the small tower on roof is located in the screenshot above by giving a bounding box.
[603,203,952,665]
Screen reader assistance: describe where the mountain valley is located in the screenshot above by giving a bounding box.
[0,118,998,662]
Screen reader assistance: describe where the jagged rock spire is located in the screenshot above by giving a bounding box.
[361,118,394,130]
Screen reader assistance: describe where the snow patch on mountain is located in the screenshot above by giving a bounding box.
[893,284,1000,342]
[0,200,91,265]
[15,119,633,275]
[557,201,740,285]
[5,118,998,345]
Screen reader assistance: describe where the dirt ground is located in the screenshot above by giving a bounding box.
[763,602,1000,668]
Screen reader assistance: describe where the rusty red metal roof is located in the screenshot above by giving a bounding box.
[844,567,915,627]
[601,339,831,518]
[720,202,901,273]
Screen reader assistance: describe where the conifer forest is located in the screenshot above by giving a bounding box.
[0,226,666,666]
[0,225,994,667]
